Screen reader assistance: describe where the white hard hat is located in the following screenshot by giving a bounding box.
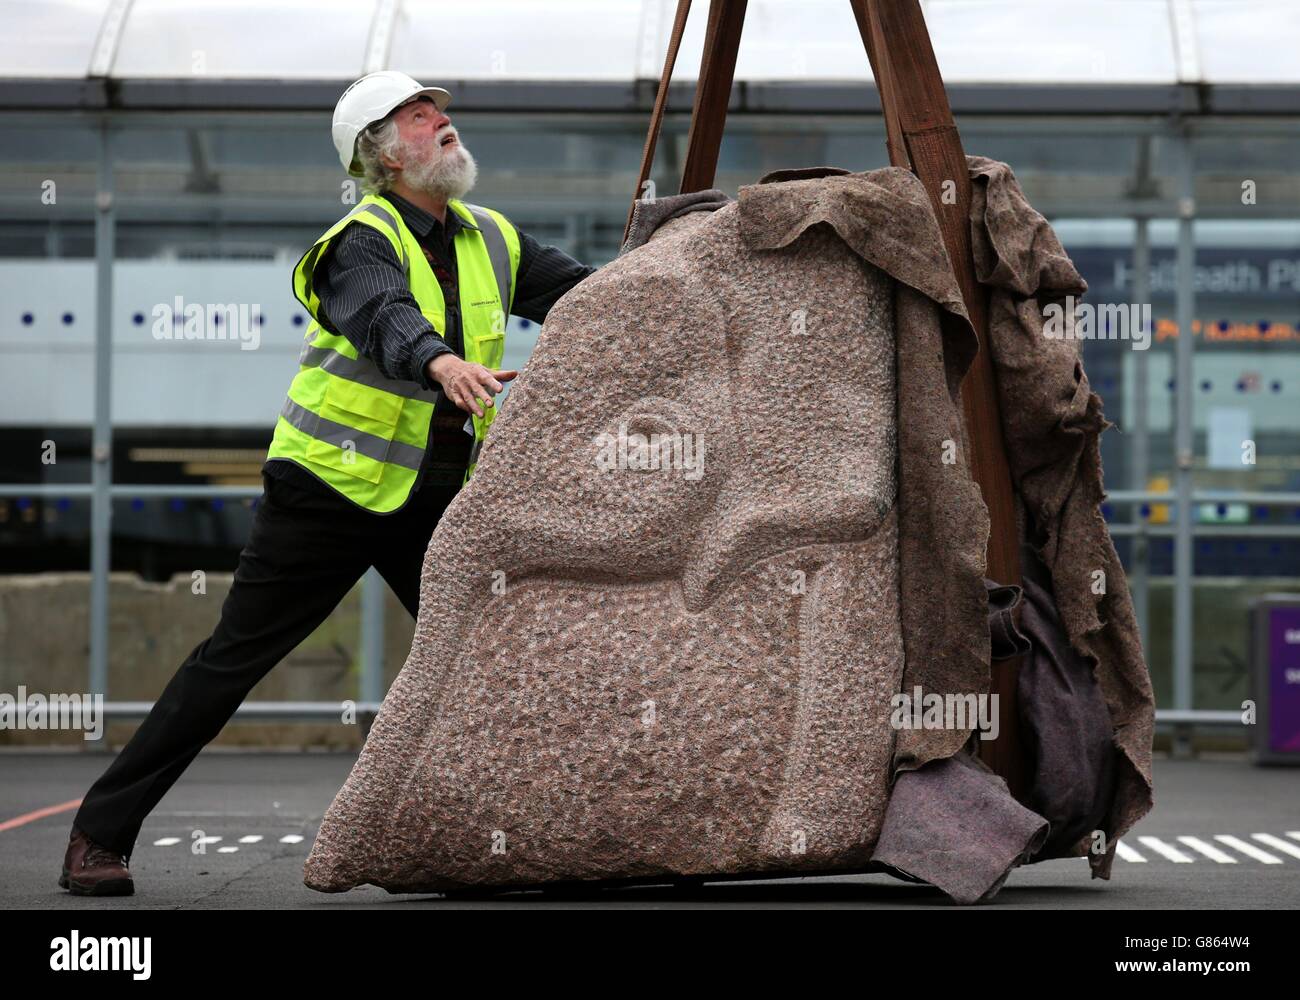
[332,70,452,176]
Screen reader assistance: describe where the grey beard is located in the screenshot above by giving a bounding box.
[403,142,478,201]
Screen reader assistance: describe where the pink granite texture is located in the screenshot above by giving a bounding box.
[301,157,1154,899]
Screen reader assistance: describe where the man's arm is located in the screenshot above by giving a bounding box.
[311,224,454,391]
[427,226,598,416]
[509,229,599,324]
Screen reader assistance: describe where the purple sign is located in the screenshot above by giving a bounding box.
[1269,606,1300,753]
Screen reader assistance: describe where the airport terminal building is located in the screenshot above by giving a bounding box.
[1,0,1297,743]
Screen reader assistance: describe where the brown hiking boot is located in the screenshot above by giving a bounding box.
[59,826,134,896]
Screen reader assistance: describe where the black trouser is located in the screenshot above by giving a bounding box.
[73,469,459,860]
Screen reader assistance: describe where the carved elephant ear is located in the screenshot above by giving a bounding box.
[566,200,903,616]
[670,191,902,614]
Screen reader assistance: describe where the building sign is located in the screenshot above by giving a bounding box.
[1268,605,1300,755]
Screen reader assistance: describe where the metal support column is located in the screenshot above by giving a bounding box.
[1172,128,1196,757]
[1131,215,1151,652]
[1128,134,1155,655]
[89,120,115,699]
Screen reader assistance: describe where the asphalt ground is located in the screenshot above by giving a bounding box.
[3,750,1298,910]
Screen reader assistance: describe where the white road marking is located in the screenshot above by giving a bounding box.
[1251,833,1300,860]
[1137,836,1194,862]
[147,833,308,852]
[1214,835,1282,864]
[1115,840,1147,862]
[144,830,1300,866]
[1176,836,1238,863]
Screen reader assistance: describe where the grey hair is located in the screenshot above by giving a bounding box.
[355,115,403,194]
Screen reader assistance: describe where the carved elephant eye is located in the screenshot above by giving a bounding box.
[623,412,674,437]
[593,397,706,480]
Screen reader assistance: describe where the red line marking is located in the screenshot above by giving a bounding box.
[0,798,82,832]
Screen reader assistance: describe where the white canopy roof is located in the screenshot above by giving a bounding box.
[1,0,1295,84]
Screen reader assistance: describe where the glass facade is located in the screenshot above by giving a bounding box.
[1,0,1297,731]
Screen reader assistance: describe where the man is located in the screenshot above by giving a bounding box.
[59,71,598,895]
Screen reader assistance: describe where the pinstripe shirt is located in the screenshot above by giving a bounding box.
[265,191,598,501]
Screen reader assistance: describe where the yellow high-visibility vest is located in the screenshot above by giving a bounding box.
[267,193,520,513]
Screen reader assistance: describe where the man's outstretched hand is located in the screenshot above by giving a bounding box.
[427,354,518,418]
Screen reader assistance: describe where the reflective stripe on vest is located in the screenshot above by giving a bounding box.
[279,396,426,471]
[463,203,513,320]
[297,340,439,403]
[266,192,520,513]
